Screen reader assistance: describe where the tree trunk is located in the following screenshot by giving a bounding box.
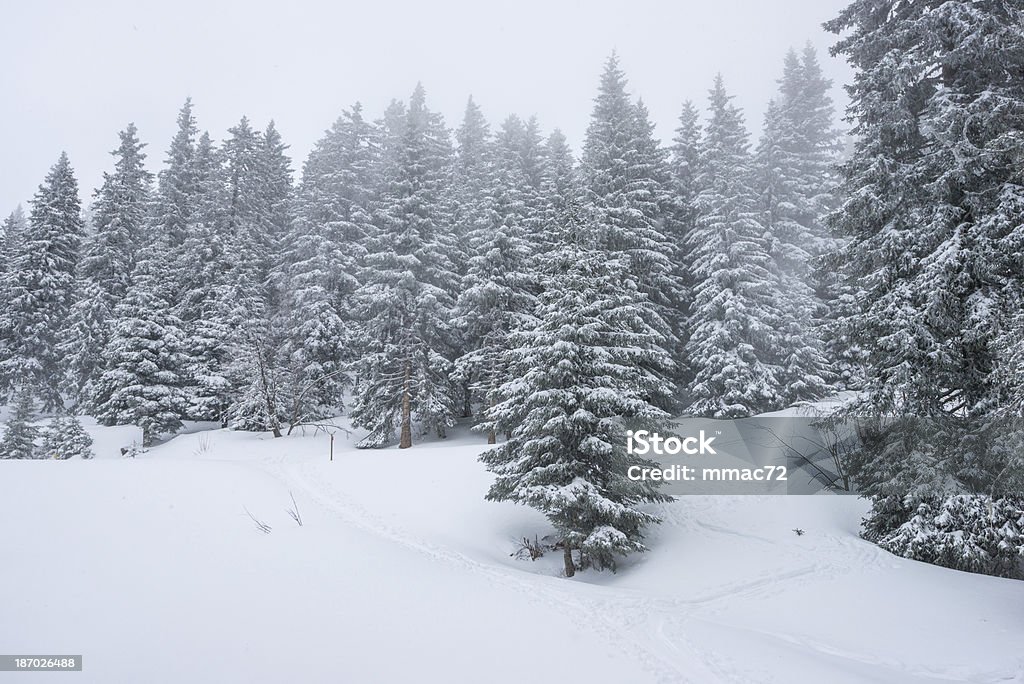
[563,541,575,578]
[399,363,412,449]
[487,396,497,444]
[252,332,282,438]
[462,381,472,418]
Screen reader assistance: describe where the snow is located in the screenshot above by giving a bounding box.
[1,421,1022,683]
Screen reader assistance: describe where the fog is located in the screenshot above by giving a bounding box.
[0,0,853,214]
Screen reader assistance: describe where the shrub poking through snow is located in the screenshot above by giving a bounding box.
[878,495,1024,580]
[40,414,94,460]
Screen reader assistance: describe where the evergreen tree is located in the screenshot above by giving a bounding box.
[579,54,681,392]
[0,386,39,459]
[684,76,785,417]
[175,132,236,423]
[92,244,187,446]
[537,129,577,253]
[481,202,674,576]
[40,414,94,459]
[825,0,1024,419]
[0,208,28,366]
[223,286,287,437]
[450,96,493,271]
[0,207,28,279]
[257,120,294,306]
[0,152,83,407]
[752,47,838,404]
[154,99,198,249]
[350,84,459,448]
[824,0,1024,544]
[62,124,154,404]
[221,116,266,302]
[452,113,540,438]
[669,101,703,245]
[274,104,375,427]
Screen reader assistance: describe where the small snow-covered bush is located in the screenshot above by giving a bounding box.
[40,415,94,460]
[879,495,1024,579]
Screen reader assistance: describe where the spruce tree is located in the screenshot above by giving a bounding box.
[350,85,459,448]
[0,386,39,459]
[154,99,198,249]
[825,0,1024,419]
[175,132,236,423]
[481,202,674,576]
[92,244,187,446]
[450,96,493,272]
[579,54,681,393]
[824,0,1024,541]
[752,47,839,404]
[62,124,154,405]
[274,104,375,427]
[0,153,84,408]
[684,76,785,417]
[537,129,577,253]
[0,207,27,280]
[452,113,540,439]
[40,414,94,459]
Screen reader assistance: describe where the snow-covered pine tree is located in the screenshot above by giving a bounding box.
[0,207,28,280]
[452,113,540,440]
[92,243,187,447]
[0,152,84,408]
[450,97,493,274]
[580,54,681,361]
[350,85,460,448]
[154,99,199,250]
[222,283,287,437]
[480,200,674,576]
[684,76,786,417]
[537,129,577,253]
[61,123,154,406]
[215,117,297,431]
[826,0,1024,419]
[752,46,838,404]
[173,131,236,423]
[221,116,265,299]
[666,101,703,385]
[824,0,1024,542]
[669,101,703,250]
[448,97,495,417]
[40,413,94,459]
[274,104,376,429]
[0,386,39,459]
[0,208,28,368]
[257,120,294,308]
[517,116,549,248]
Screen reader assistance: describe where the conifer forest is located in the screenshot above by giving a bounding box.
[1,5,1023,679]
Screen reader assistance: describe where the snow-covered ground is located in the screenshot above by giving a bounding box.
[1,420,1022,683]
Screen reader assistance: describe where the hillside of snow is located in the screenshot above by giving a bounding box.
[1,420,1022,683]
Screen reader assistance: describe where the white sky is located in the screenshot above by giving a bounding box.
[0,0,854,216]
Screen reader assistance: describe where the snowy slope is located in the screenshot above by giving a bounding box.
[1,423,1022,684]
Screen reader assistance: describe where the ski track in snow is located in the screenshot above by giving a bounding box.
[268,455,723,684]
[252,450,975,684]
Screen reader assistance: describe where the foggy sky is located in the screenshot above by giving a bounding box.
[0,0,854,216]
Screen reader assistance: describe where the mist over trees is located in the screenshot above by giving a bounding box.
[2,0,1023,576]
